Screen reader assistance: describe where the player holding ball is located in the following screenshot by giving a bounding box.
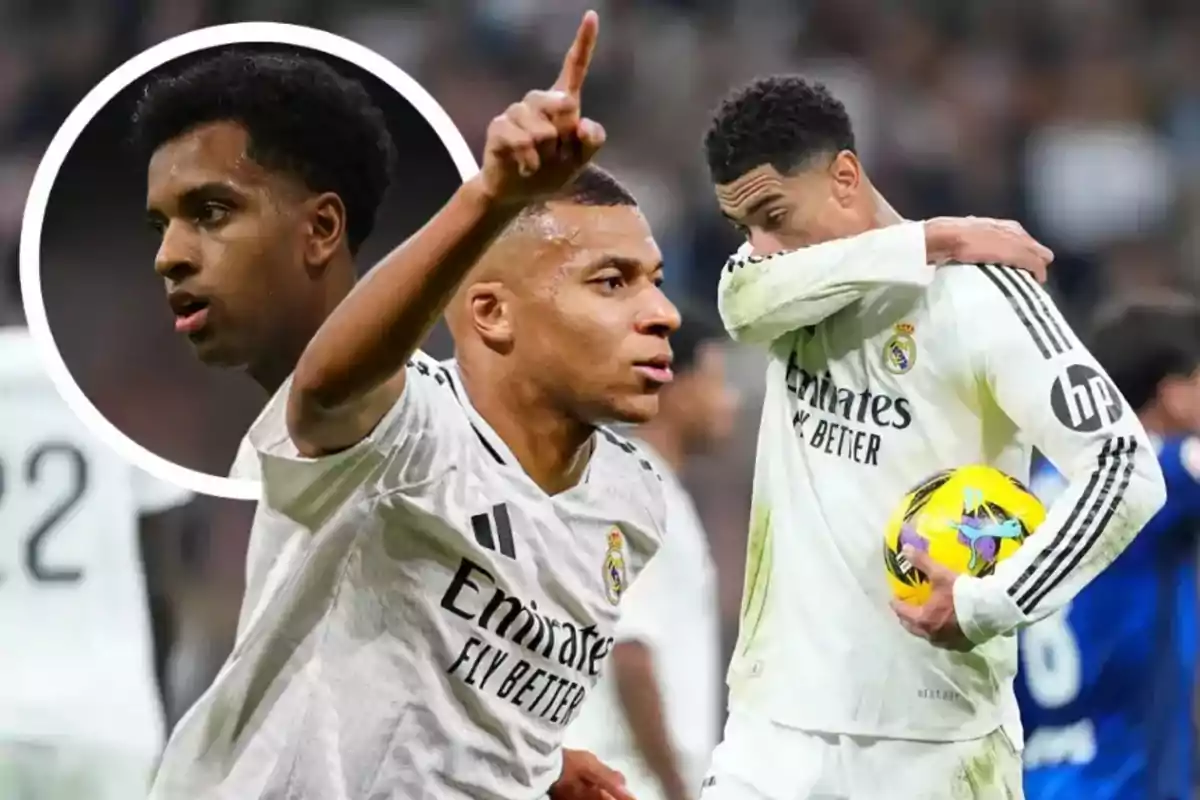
[697,75,1165,799]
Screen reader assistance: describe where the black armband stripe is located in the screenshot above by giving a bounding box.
[1008,436,1135,613]
[977,264,1068,359]
[1019,439,1137,613]
[1010,268,1071,352]
[1008,436,1116,598]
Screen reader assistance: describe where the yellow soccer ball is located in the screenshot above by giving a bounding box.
[883,465,1046,605]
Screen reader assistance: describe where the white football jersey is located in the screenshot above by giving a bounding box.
[717,224,1165,742]
[0,327,192,757]
[564,442,720,798]
[227,423,309,644]
[150,353,668,800]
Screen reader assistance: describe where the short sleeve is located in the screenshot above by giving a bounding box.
[250,352,459,525]
[130,467,193,515]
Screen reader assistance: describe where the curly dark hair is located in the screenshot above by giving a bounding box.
[131,46,397,254]
[704,75,856,186]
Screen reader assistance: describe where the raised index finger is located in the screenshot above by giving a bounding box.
[552,10,599,97]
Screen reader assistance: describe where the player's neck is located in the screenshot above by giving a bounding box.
[248,350,301,395]
[248,264,357,395]
[248,323,325,393]
[459,365,594,495]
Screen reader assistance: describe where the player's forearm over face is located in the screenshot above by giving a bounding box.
[718,221,932,344]
[612,642,690,800]
[719,217,1052,345]
[288,177,521,455]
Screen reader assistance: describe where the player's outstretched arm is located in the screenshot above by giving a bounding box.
[288,11,605,457]
[719,217,1053,344]
[949,266,1166,645]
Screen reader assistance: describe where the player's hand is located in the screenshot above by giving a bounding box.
[890,545,974,652]
[477,10,607,208]
[550,748,636,800]
[924,217,1054,284]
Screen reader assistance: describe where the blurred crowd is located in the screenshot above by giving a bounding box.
[1,0,1198,725]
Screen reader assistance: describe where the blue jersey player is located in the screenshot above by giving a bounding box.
[1017,304,1200,800]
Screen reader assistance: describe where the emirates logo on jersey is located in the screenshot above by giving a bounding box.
[786,353,914,431]
[785,351,914,467]
[440,555,617,727]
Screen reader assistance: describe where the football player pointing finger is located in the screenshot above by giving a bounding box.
[481,11,604,188]
[150,11,673,800]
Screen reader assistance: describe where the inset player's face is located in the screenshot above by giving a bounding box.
[508,202,679,425]
[715,154,869,256]
[146,121,318,371]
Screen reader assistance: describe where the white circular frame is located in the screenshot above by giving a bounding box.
[20,22,480,500]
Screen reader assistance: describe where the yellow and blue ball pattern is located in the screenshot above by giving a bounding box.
[883,465,1046,605]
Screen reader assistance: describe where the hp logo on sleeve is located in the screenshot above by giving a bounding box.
[1050,364,1123,433]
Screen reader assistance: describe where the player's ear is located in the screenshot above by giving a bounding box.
[305,191,347,273]
[828,150,861,205]
[468,281,515,351]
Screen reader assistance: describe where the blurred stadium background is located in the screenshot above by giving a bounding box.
[1,0,1198,753]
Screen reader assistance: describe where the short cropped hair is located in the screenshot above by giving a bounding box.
[1089,304,1200,412]
[131,46,396,254]
[671,299,727,374]
[704,75,856,186]
[512,165,639,231]
[538,164,639,209]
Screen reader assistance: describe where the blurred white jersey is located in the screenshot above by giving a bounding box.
[151,353,668,800]
[0,327,192,759]
[565,442,720,799]
[716,225,1163,743]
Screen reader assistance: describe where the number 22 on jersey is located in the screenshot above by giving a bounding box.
[1,441,88,585]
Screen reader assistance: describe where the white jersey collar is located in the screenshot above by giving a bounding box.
[442,359,601,495]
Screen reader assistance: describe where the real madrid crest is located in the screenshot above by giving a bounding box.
[603,528,627,606]
[883,322,917,375]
